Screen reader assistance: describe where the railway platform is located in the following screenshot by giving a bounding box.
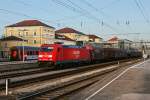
[0,60,37,66]
[69,59,150,100]
[0,60,38,72]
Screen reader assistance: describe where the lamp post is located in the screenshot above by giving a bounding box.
[19,29,28,62]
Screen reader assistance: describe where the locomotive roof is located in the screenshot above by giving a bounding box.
[41,44,83,48]
[62,45,83,48]
[11,46,39,50]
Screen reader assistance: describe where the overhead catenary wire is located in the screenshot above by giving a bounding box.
[0,0,86,27]
[0,9,32,18]
[138,0,150,23]
[0,0,125,34]
[79,0,111,18]
[15,0,55,14]
[101,33,141,36]
[134,0,150,24]
[0,0,147,37]
[0,8,78,26]
[52,0,100,21]
[0,8,54,23]
[78,0,124,33]
[0,8,61,28]
[15,0,31,6]
[80,0,132,35]
[52,0,121,33]
[101,0,121,10]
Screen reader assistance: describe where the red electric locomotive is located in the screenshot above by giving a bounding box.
[38,44,91,67]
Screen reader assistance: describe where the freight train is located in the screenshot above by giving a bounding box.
[38,44,142,67]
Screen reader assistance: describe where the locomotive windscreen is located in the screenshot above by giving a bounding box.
[40,47,54,52]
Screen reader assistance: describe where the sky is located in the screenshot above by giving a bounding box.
[0,0,150,41]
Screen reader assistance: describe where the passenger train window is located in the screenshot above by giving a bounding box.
[27,51,30,55]
[30,51,32,55]
[36,51,38,55]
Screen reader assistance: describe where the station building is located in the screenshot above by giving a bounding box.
[87,34,103,43]
[0,20,105,59]
[4,20,55,47]
[55,27,89,42]
[54,34,76,45]
[0,36,27,59]
[107,36,132,49]
[55,27,104,46]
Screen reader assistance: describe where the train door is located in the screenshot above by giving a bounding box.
[57,47,63,63]
[11,49,19,61]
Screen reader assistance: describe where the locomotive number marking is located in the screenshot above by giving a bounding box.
[73,51,80,58]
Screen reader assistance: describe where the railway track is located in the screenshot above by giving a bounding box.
[0,59,130,80]
[22,59,141,100]
[0,61,38,73]
[31,77,99,100]
[0,60,118,79]
[0,67,54,79]
[0,58,137,78]
[0,59,134,88]
[0,58,141,99]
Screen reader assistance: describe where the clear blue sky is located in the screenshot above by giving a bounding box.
[0,0,150,41]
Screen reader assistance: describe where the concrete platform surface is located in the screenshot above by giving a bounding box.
[85,59,150,100]
[67,59,150,100]
[115,93,150,100]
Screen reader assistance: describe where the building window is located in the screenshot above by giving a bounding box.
[33,40,36,44]
[4,43,7,48]
[48,30,51,32]
[26,40,28,43]
[34,32,36,36]
[18,32,21,36]
[26,32,28,36]
[10,32,12,36]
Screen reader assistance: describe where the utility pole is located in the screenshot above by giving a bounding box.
[19,29,28,62]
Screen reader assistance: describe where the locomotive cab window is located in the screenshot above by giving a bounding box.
[57,48,60,52]
[40,47,54,52]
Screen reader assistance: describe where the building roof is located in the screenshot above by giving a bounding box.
[88,34,102,39]
[108,36,132,42]
[121,39,133,43]
[55,27,85,35]
[0,36,26,41]
[6,20,55,28]
[55,34,75,41]
[108,36,119,41]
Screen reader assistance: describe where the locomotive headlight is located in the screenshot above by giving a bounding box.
[38,55,43,57]
[48,55,52,58]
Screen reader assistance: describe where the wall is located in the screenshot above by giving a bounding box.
[4,26,55,47]
[58,32,89,42]
[0,40,27,58]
